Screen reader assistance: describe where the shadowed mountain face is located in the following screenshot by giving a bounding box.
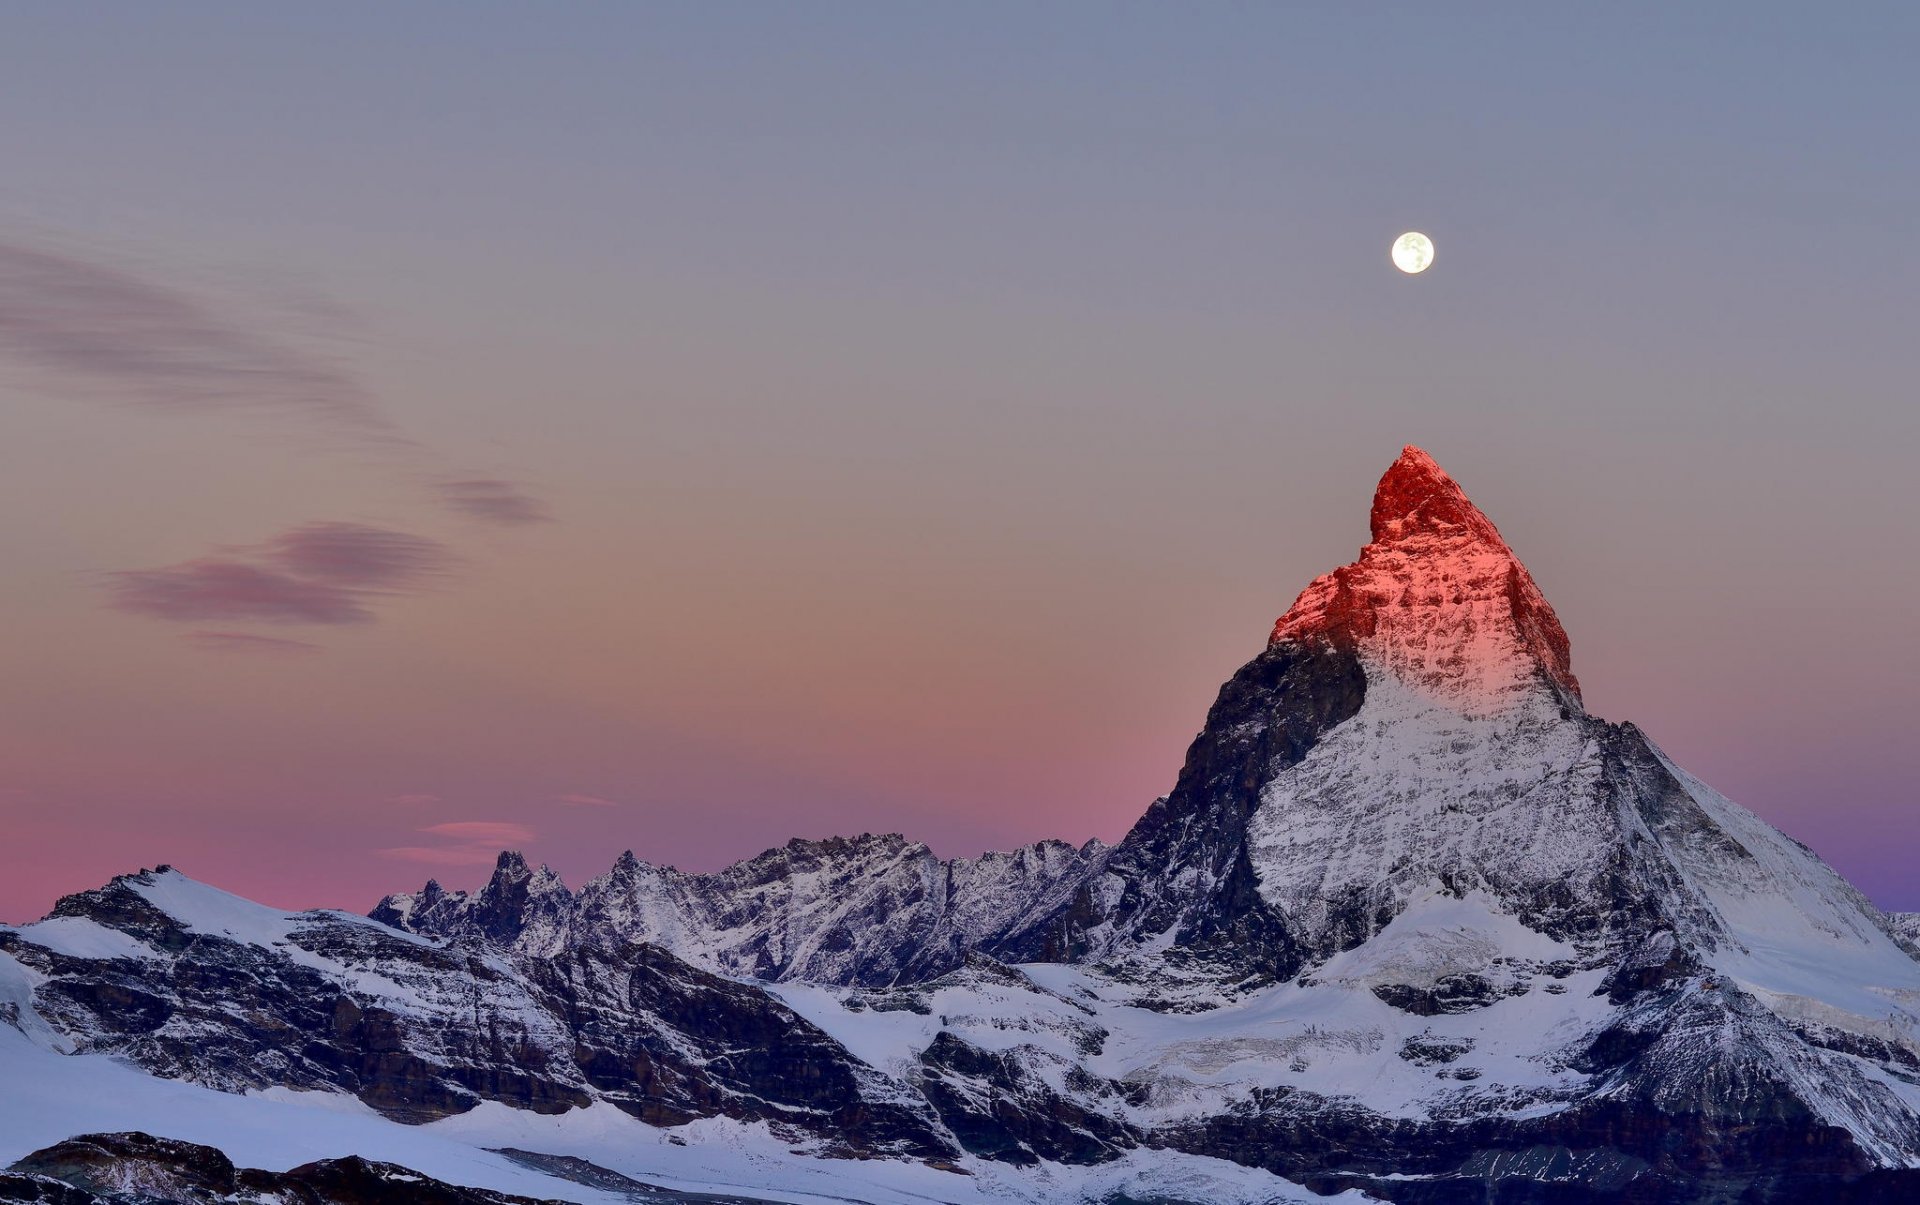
[6,447,1920,1204]
[0,1131,554,1205]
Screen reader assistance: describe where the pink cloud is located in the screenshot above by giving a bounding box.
[265,522,450,588]
[110,560,371,624]
[438,479,553,526]
[106,522,450,627]
[555,793,618,807]
[183,631,323,655]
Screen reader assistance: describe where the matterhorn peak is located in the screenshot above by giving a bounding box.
[1271,445,1580,709]
[1367,444,1504,545]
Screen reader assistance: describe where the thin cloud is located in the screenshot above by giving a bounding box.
[265,522,451,588]
[0,239,387,430]
[183,631,323,655]
[438,479,553,526]
[106,522,449,626]
[420,822,535,843]
[4,233,553,646]
[377,820,537,867]
[110,560,372,625]
[555,793,618,808]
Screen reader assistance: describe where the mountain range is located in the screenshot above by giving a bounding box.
[4,446,1918,1204]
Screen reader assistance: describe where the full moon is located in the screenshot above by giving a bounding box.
[1391,231,1434,275]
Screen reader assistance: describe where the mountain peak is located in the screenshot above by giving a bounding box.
[1272,446,1580,708]
[1369,445,1502,545]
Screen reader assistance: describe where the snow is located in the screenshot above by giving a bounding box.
[0,951,73,1053]
[426,1102,1373,1204]
[1246,668,1614,950]
[127,869,437,953]
[0,1023,623,1204]
[1645,753,1920,1057]
[9,916,159,963]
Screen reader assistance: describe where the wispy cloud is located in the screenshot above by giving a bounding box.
[107,522,450,627]
[4,233,556,644]
[438,479,553,526]
[111,561,372,625]
[264,522,452,588]
[0,239,387,431]
[183,631,323,656]
[555,793,619,807]
[420,821,536,843]
[377,820,536,866]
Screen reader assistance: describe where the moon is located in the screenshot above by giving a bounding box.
[1391,231,1434,275]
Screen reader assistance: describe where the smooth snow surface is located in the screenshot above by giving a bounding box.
[127,870,439,952]
[1654,756,1920,1049]
[10,916,160,963]
[0,1007,618,1203]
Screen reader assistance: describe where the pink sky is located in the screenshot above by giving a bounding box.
[3,7,1916,920]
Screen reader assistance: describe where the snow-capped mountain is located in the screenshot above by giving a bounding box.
[370,833,1103,988]
[5,447,1918,1204]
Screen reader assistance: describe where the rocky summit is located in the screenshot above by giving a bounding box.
[5,447,1919,1204]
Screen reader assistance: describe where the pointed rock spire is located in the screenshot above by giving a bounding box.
[1272,446,1580,708]
[1368,445,1504,545]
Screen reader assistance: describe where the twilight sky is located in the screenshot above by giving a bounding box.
[3,4,1917,920]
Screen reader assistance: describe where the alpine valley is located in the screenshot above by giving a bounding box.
[5,448,1919,1205]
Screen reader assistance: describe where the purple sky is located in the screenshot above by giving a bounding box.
[2,5,1916,920]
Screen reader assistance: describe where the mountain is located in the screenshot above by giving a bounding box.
[5,446,1919,1204]
[0,867,948,1151]
[370,834,1102,989]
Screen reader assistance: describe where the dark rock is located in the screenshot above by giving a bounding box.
[916,1032,1137,1165]
[991,641,1368,979]
[1400,1034,1474,1065]
[1373,974,1505,1016]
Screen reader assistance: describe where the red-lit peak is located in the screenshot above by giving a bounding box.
[1272,446,1581,709]
[1368,445,1504,546]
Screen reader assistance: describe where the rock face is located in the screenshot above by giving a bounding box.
[1890,913,1920,960]
[0,1131,560,1205]
[6,446,1920,1204]
[1271,445,1580,706]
